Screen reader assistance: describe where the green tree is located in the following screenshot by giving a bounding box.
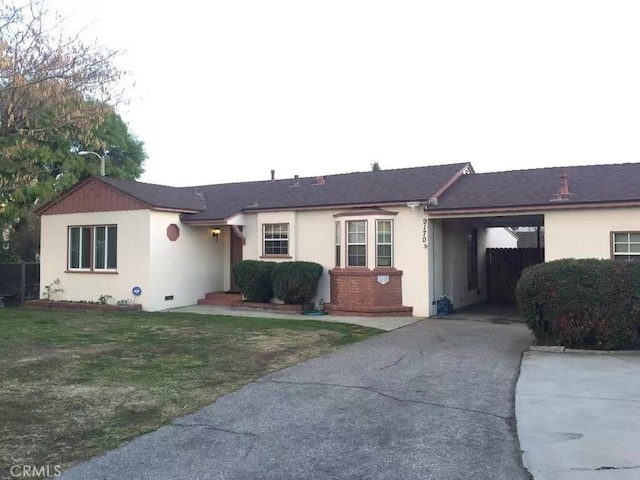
[0,110,146,261]
[0,0,144,261]
[371,161,381,171]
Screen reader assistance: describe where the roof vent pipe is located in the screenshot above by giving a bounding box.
[271,170,275,181]
[293,174,300,187]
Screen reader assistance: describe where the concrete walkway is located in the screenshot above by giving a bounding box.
[166,304,421,331]
[61,315,532,480]
[517,352,640,480]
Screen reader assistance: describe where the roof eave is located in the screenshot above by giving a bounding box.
[428,199,640,216]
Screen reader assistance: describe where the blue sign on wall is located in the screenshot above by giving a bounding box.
[132,286,142,296]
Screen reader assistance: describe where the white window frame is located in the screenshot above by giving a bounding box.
[346,220,367,267]
[376,220,393,267]
[68,226,91,271]
[612,232,640,261]
[93,225,118,271]
[335,221,341,267]
[263,223,289,256]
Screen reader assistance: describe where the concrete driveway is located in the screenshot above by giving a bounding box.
[62,312,533,480]
[517,352,640,480]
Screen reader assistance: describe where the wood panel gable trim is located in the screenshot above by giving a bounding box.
[37,177,152,215]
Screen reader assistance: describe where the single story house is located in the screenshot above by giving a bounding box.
[36,161,640,317]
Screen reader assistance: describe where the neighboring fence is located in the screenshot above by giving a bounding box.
[0,262,40,305]
[486,248,544,303]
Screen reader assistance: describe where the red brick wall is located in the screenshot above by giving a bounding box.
[329,268,404,308]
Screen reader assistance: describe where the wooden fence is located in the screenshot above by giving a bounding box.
[486,248,544,303]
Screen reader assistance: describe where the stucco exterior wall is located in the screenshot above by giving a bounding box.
[40,210,151,307]
[486,227,518,248]
[545,207,640,261]
[40,210,225,311]
[241,207,431,315]
[440,219,488,311]
[146,212,224,311]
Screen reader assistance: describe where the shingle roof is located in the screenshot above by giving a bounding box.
[183,163,468,221]
[433,162,640,211]
[98,176,204,211]
[93,163,467,221]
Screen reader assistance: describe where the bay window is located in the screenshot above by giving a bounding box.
[347,221,367,267]
[376,220,393,267]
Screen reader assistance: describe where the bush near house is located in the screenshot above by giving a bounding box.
[231,260,276,302]
[271,262,324,305]
[516,259,640,350]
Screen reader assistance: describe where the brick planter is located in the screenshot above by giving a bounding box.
[25,300,142,312]
[324,268,413,316]
[231,301,313,314]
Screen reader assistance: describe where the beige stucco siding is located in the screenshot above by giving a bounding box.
[295,211,334,306]
[147,212,224,311]
[545,207,640,260]
[40,210,226,311]
[486,227,518,248]
[440,218,488,311]
[242,207,432,316]
[40,210,151,306]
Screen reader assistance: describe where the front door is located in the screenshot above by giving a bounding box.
[229,227,243,292]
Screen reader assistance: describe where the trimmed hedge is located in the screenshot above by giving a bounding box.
[271,261,324,305]
[516,259,640,350]
[231,260,276,302]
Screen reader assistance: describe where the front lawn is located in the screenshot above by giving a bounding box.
[0,309,380,476]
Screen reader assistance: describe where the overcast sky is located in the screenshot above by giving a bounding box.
[48,0,640,186]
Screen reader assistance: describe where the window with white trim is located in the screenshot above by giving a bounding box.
[347,221,367,267]
[94,226,118,270]
[376,220,393,267]
[263,223,289,255]
[612,232,640,261]
[68,227,91,270]
[68,225,118,271]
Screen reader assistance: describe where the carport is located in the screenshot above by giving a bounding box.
[427,212,544,314]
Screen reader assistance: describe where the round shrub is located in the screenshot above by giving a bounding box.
[271,261,324,305]
[231,260,276,302]
[516,259,640,350]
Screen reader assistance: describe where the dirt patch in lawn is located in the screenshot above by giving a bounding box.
[0,310,379,477]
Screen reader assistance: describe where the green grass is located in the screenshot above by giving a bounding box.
[0,309,380,478]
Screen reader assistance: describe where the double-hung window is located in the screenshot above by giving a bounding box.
[376,220,393,267]
[612,232,640,261]
[68,227,92,270]
[263,224,289,255]
[68,225,118,271]
[347,221,367,267]
[94,226,118,270]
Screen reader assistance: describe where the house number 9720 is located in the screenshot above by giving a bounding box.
[422,219,427,243]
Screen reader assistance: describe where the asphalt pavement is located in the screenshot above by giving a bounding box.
[62,313,533,480]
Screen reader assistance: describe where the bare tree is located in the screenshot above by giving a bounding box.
[0,0,124,137]
[0,0,126,197]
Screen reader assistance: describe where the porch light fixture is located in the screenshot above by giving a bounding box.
[78,151,106,176]
[211,228,221,241]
